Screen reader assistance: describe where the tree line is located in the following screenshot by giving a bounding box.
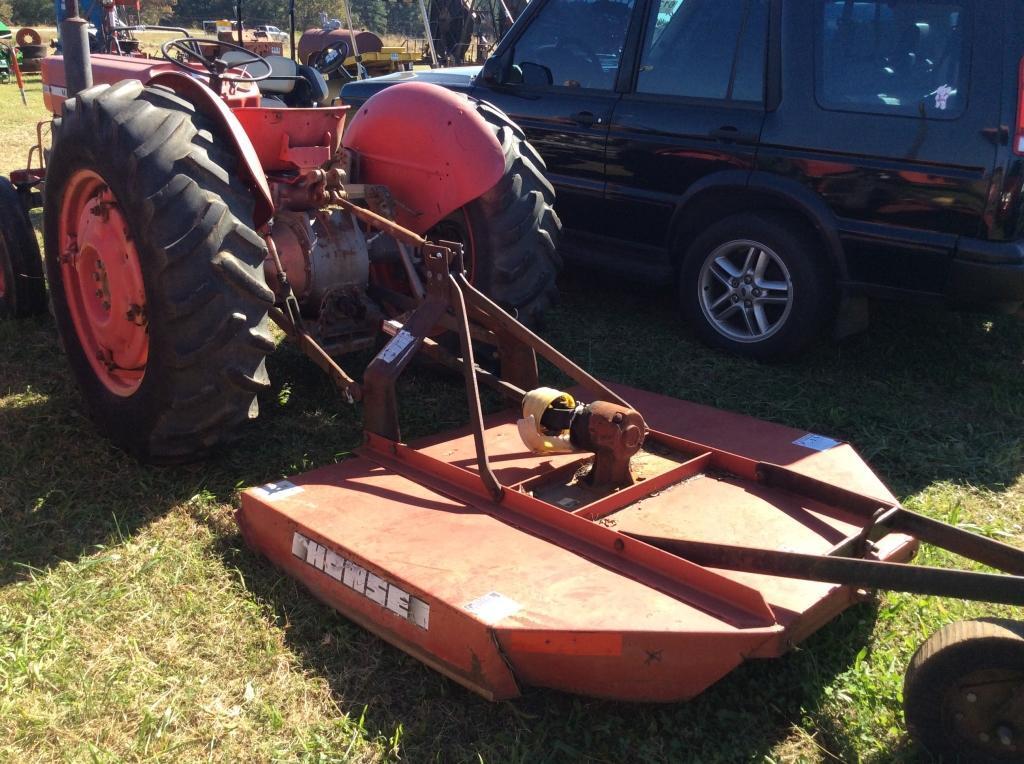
[4,0,428,38]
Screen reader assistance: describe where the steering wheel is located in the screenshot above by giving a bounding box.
[311,42,352,78]
[160,37,273,87]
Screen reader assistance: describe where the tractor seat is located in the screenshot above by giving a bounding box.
[220,51,330,108]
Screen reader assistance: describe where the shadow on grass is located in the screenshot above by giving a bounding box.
[0,319,472,587]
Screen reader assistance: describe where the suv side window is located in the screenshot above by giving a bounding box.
[509,0,636,90]
[636,0,769,102]
[816,0,969,118]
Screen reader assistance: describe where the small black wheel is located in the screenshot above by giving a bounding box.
[679,212,834,361]
[0,175,46,318]
[904,619,1024,763]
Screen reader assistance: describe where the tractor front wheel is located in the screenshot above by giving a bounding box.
[44,80,275,462]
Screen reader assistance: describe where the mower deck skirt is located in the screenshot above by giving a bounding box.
[238,385,916,702]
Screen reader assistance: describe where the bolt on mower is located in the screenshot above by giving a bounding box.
[0,6,1022,762]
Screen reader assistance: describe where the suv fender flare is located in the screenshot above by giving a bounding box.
[668,170,848,280]
[344,82,506,234]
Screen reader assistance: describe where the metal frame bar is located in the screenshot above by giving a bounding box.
[623,535,1024,606]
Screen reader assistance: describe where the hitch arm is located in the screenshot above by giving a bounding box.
[623,534,1024,607]
[269,307,362,403]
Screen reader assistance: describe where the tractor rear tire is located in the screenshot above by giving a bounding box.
[0,176,46,318]
[442,99,561,328]
[44,80,275,463]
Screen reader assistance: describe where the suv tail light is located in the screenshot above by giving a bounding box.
[1016,57,1024,154]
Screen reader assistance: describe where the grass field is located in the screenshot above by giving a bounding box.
[1,58,1023,763]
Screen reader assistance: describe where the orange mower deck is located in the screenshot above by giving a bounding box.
[238,384,917,702]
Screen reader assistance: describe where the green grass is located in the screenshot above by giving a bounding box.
[0,69,50,178]
[2,71,1023,763]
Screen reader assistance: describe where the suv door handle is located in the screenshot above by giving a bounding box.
[709,125,757,144]
[981,126,1009,146]
[571,110,602,127]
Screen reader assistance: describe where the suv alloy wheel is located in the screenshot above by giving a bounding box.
[680,213,834,361]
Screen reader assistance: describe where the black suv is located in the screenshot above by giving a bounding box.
[342,0,1024,359]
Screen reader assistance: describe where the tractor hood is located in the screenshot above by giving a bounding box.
[341,66,482,110]
[0,21,11,39]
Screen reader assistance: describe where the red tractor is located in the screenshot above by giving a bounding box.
[0,8,559,462]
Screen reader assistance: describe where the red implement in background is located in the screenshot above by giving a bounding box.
[1,42,27,104]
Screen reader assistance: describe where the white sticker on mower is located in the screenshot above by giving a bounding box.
[253,480,304,500]
[463,591,522,624]
[377,329,416,364]
[42,84,68,98]
[291,532,430,630]
[793,433,841,452]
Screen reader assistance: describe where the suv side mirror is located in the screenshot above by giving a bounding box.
[479,55,504,86]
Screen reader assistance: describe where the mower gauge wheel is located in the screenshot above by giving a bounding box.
[161,38,272,85]
[904,619,1024,762]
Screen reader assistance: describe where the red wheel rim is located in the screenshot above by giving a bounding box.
[58,169,148,396]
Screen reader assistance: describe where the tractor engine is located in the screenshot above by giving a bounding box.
[269,209,368,306]
[261,156,390,355]
[266,205,382,354]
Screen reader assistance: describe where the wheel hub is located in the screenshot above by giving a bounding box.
[946,669,1024,757]
[698,240,793,343]
[58,170,148,396]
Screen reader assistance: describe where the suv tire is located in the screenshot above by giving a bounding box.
[680,213,833,361]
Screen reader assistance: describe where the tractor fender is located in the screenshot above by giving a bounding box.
[343,82,506,233]
[148,72,275,230]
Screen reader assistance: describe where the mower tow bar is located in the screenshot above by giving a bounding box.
[626,534,1024,606]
